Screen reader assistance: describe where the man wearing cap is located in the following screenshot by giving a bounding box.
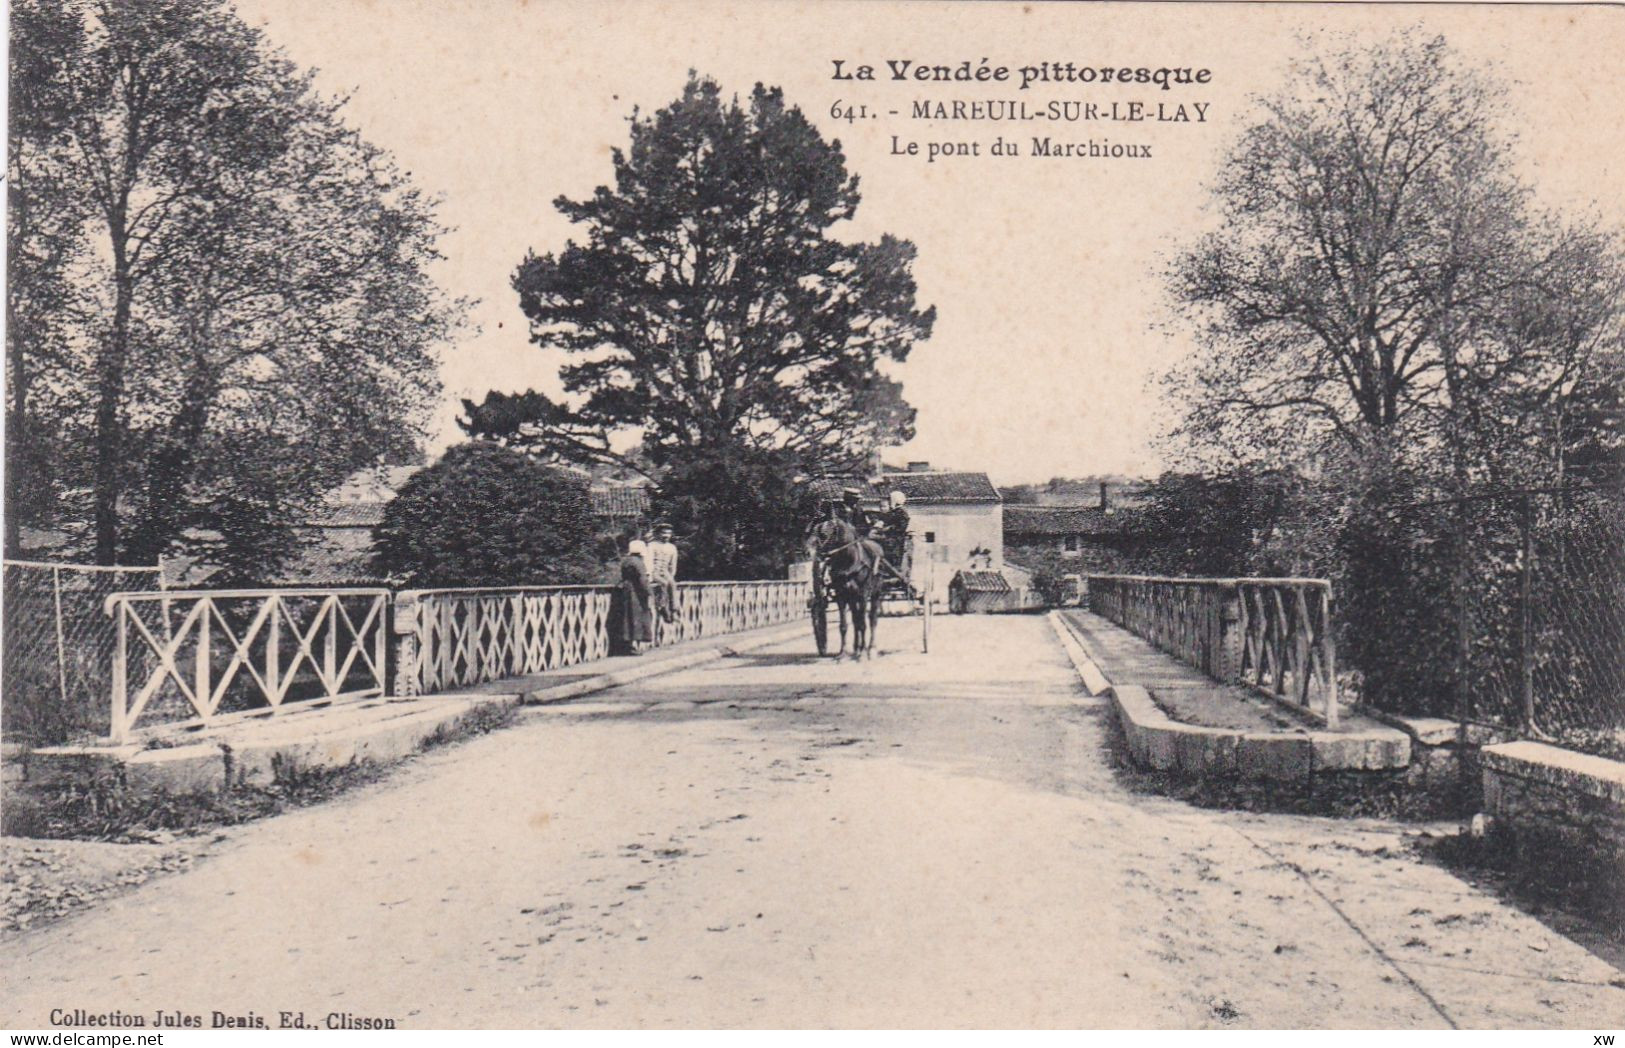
[648,522,679,624]
[841,488,872,537]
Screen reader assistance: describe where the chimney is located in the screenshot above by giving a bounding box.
[1099,482,1109,511]
[908,461,931,473]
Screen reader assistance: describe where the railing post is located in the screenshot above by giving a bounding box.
[1215,583,1244,684]
[51,566,69,716]
[324,596,339,693]
[266,594,281,702]
[195,597,212,720]
[393,591,421,697]
[376,593,390,696]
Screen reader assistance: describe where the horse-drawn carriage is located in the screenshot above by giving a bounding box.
[806,514,930,658]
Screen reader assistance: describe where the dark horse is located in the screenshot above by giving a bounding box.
[808,517,885,659]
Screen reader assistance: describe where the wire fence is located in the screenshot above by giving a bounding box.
[2,560,166,745]
[1342,485,1625,759]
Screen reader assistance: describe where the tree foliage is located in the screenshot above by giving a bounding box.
[1009,548,1079,608]
[371,442,601,589]
[1156,31,1625,733]
[6,0,465,573]
[647,441,818,580]
[498,73,933,478]
[1133,469,1318,577]
[1164,31,1624,490]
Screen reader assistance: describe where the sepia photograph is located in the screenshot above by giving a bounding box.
[2,0,1623,1033]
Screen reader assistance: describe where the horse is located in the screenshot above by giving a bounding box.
[807,516,885,660]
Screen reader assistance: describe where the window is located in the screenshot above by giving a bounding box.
[924,531,936,543]
[1064,535,1079,552]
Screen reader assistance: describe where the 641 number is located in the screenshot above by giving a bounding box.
[829,101,872,124]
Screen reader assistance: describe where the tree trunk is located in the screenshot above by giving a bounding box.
[7,160,35,558]
[128,353,214,561]
[94,236,132,565]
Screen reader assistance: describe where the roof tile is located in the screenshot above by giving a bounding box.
[589,486,651,519]
[880,471,1000,503]
[952,570,1013,593]
[1003,505,1126,536]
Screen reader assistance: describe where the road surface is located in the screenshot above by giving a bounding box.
[3,615,1622,1028]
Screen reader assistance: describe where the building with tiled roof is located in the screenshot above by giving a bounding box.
[951,569,1011,593]
[588,485,651,523]
[803,462,1007,606]
[1003,487,1142,573]
[1003,505,1124,539]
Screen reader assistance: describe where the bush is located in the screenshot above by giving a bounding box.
[651,442,817,580]
[371,442,601,588]
[1007,548,1081,607]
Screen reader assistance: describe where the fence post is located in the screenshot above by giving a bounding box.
[1519,493,1536,735]
[110,599,129,743]
[324,596,338,692]
[51,566,68,715]
[1454,501,1474,818]
[378,593,391,697]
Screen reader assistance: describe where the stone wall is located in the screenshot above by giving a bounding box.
[1481,741,1625,868]
[1377,716,1511,819]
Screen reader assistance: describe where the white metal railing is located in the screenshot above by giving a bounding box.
[1088,574,1339,727]
[660,581,810,646]
[98,578,814,736]
[103,588,390,742]
[394,579,811,695]
[392,586,614,696]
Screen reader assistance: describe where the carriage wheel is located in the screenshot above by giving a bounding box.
[921,563,933,653]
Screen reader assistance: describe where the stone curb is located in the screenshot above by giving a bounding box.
[1105,681,1410,779]
[521,622,807,705]
[1046,611,1112,696]
[22,693,521,795]
[1049,617,1412,781]
[1482,740,1625,806]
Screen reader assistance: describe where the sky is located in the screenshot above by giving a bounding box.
[232,0,1625,486]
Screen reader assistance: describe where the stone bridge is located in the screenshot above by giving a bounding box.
[7,581,1624,1027]
[26,572,1571,810]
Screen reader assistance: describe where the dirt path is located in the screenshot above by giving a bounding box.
[3,616,1621,1029]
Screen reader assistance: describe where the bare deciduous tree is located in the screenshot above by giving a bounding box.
[1164,31,1624,489]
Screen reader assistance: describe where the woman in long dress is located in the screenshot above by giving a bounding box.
[617,532,655,654]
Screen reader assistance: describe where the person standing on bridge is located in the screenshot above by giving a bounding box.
[648,522,679,625]
[616,528,654,654]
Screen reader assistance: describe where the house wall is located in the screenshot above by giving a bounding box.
[1006,537,1137,574]
[906,503,1003,603]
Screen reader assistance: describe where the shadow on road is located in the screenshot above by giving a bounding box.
[721,652,828,668]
